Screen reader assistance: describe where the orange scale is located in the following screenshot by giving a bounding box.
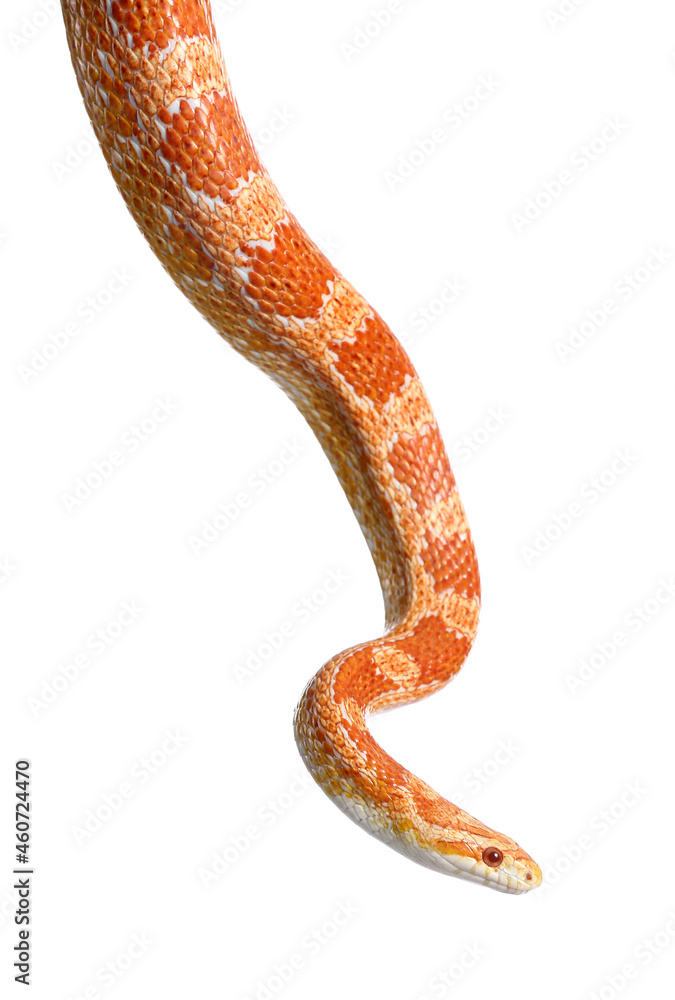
[110,72,125,97]
[158,140,175,162]
[255,247,273,265]
[147,9,164,31]
[103,109,118,132]
[179,99,195,121]
[196,145,214,167]
[293,295,312,314]
[98,68,114,92]
[179,257,196,276]
[107,91,123,114]
[180,243,201,266]
[182,229,201,251]
[112,40,128,65]
[166,222,185,244]
[267,262,285,281]
[196,250,215,270]
[172,114,189,135]
[187,121,203,143]
[207,165,225,186]
[195,264,213,282]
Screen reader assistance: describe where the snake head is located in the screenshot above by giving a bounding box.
[473,841,542,893]
[431,828,543,893]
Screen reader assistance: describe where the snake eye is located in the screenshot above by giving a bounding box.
[482,847,503,868]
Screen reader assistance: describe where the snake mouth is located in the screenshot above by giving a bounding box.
[502,865,543,893]
[457,862,542,894]
[482,858,543,893]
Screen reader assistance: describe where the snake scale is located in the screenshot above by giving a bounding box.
[61,0,541,893]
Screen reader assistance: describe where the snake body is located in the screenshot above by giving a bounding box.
[61,0,541,892]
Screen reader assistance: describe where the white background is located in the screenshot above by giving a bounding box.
[2,0,675,997]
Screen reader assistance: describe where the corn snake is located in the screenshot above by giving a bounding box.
[61,0,541,893]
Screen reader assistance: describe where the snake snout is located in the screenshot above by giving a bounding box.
[519,860,543,890]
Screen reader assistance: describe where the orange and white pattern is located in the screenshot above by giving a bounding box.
[61,0,541,892]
